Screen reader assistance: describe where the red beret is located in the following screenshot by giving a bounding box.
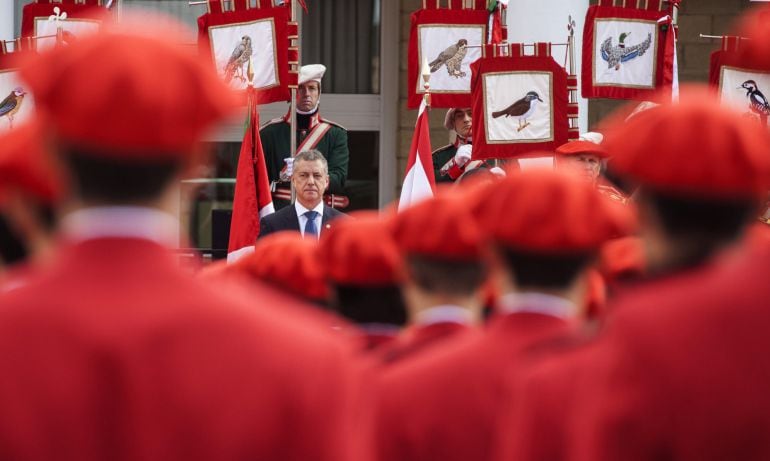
[0,121,64,204]
[319,211,402,286]
[21,27,237,158]
[734,5,770,71]
[233,232,327,302]
[599,236,646,283]
[392,191,484,261]
[475,170,635,253]
[602,85,770,199]
[555,140,609,159]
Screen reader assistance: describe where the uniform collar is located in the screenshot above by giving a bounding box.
[497,292,577,319]
[453,134,471,148]
[60,206,177,247]
[284,107,321,130]
[414,304,474,327]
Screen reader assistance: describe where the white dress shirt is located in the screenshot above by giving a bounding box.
[294,200,325,239]
[414,305,474,327]
[496,292,577,319]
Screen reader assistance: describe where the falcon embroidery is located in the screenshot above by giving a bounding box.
[491,91,543,132]
[741,80,770,125]
[224,35,253,84]
[429,39,469,78]
[600,32,652,71]
[0,87,26,129]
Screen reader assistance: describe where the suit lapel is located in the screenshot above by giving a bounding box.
[285,206,301,233]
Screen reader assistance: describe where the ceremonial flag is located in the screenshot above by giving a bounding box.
[228,88,274,262]
[398,99,435,212]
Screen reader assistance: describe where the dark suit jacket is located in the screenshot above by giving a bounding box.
[258,204,345,239]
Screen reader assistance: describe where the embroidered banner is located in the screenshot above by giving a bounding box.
[198,0,292,104]
[471,43,570,160]
[407,0,505,109]
[709,36,770,126]
[581,0,676,100]
[0,52,35,134]
[21,0,111,52]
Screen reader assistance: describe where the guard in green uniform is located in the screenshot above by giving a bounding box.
[433,108,473,183]
[260,64,349,209]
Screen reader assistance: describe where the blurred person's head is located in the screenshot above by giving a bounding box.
[472,170,634,314]
[392,193,488,324]
[319,212,407,327]
[20,17,236,213]
[555,140,609,183]
[601,85,770,274]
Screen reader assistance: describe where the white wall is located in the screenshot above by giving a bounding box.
[0,3,15,48]
[506,0,589,133]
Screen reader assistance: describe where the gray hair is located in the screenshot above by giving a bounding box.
[294,149,328,174]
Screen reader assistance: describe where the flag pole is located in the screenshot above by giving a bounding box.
[289,0,300,203]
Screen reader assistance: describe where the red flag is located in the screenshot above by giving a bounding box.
[227,88,275,262]
[398,99,435,212]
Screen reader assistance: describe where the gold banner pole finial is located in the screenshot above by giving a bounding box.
[421,58,431,108]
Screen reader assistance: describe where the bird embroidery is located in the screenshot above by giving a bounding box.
[741,80,770,126]
[0,87,26,129]
[223,35,253,84]
[600,32,652,71]
[491,91,543,132]
[429,39,468,78]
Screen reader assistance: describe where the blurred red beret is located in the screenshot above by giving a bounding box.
[0,121,64,204]
[319,211,402,286]
[392,191,484,261]
[555,140,609,159]
[21,25,238,158]
[474,170,635,253]
[233,232,327,302]
[602,85,770,199]
[734,5,770,71]
[599,236,646,283]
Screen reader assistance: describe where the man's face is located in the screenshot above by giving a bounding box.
[558,154,601,182]
[453,108,472,138]
[292,159,329,208]
[297,81,320,112]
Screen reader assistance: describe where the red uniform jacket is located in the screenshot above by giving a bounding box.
[0,237,363,461]
[492,340,596,461]
[377,321,471,365]
[567,246,770,461]
[375,306,576,461]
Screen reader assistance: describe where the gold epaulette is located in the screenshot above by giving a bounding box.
[319,118,347,130]
[260,117,285,130]
[597,184,629,205]
[432,144,454,156]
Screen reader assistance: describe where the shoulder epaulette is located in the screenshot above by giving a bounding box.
[319,117,347,131]
[432,144,454,155]
[260,117,285,130]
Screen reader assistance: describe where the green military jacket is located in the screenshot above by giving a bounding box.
[259,114,349,194]
[432,144,458,184]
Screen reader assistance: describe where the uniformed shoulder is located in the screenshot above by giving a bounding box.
[319,118,347,131]
[432,144,455,155]
[597,183,629,205]
[260,117,286,130]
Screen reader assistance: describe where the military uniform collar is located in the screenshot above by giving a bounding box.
[453,135,471,148]
[283,107,322,131]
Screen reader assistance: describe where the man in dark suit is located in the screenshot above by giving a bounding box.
[259,149,345,239]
